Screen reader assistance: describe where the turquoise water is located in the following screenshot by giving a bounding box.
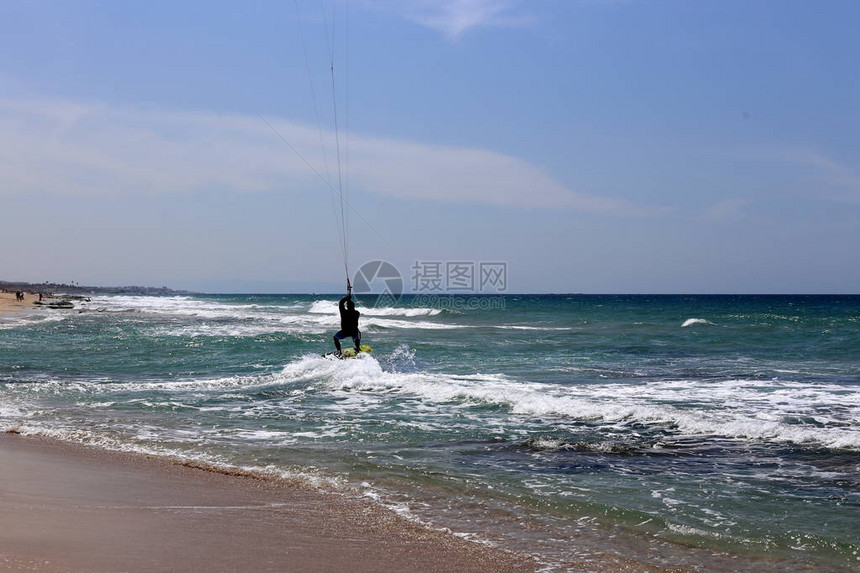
[1,294,858,571]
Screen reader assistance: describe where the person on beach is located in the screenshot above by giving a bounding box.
[333,293,361,355]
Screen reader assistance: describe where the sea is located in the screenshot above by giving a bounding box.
[1,294,858,572]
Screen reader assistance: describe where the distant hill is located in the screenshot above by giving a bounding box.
[0,280,192,296]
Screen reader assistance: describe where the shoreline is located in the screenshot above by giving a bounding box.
[0,432,537,572]
[0,291,80,325]
[0,432,788,573]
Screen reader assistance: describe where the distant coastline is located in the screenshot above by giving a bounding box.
[0,280,192,296]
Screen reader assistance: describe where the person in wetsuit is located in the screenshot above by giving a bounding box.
[333,294,361,355]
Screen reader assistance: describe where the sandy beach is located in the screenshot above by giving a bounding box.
[0,433,536,572]
[0,291,38,317]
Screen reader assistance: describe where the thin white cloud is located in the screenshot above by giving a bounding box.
[362,0,529,40]
[796,149,860,203]
[700,198,750,222]
[732,145,860,206]
[0,98,655,217]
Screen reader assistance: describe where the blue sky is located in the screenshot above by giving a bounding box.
[1,0,858,293]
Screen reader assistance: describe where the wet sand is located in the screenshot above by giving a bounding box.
[0,433,536,572]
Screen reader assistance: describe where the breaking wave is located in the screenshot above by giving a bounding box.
[681,318,716,327]
[308,300,441,317]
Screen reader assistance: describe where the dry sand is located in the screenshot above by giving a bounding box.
[0,433,536,572]
[0,292,39,317]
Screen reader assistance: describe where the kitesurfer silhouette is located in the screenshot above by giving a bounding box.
[333,284,361,355]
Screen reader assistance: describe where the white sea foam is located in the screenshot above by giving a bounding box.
[0,371,285,398]
[10,355,860,449]
[361,306,442,317]
[667,523,725,539]
[681,318,716,327]
[146,312,333,337]
[496,325,574,331]
[528,436,568,451]
[366,318,466,330]
[0,311,67,330]
[0,404,26,419]
[5,347,859,452]
[84,296,461,337]
[308,300,339,314]
[271,356,860,450]
[88,295,304,321]
[6,423,344,490]
[308,300,462,330]
[308,299,441,317]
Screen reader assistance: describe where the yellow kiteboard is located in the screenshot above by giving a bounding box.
[324,345,373,359]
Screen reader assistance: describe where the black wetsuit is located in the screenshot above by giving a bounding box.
[333,295,361,352]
